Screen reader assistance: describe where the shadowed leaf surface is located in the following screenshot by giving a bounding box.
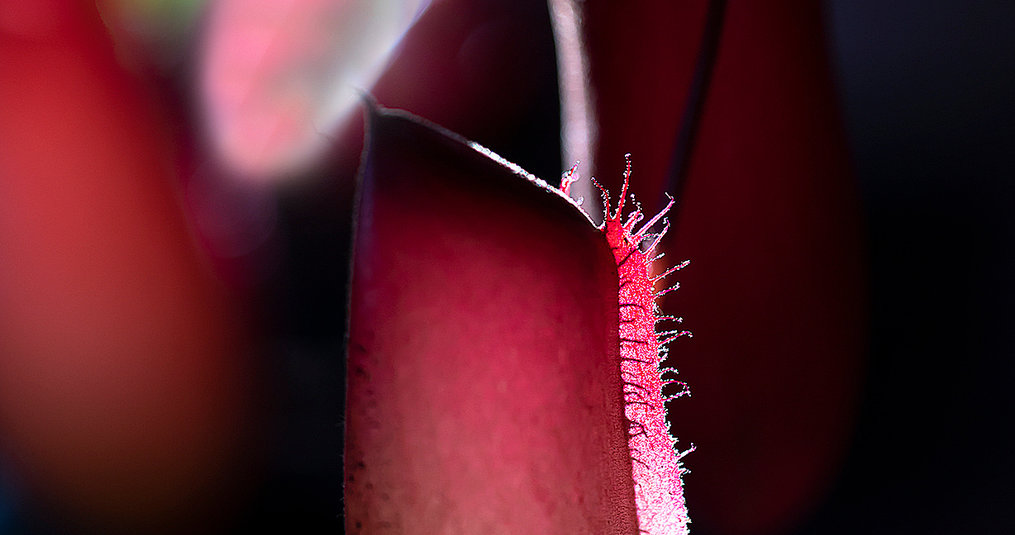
[344,107,638,534]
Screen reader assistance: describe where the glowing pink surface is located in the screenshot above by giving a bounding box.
[567,157,692,535]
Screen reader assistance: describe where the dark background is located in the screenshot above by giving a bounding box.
[796,2,1015,533]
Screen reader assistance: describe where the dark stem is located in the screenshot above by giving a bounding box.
[660,0,728,214]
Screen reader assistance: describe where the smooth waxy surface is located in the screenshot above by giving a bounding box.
[345,109,638,534]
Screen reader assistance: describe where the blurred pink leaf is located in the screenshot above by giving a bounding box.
[199,0,429,177]
[0,4,255,531]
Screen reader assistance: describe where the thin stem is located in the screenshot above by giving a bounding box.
[548,0,599,221]
[660,0,728,214]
